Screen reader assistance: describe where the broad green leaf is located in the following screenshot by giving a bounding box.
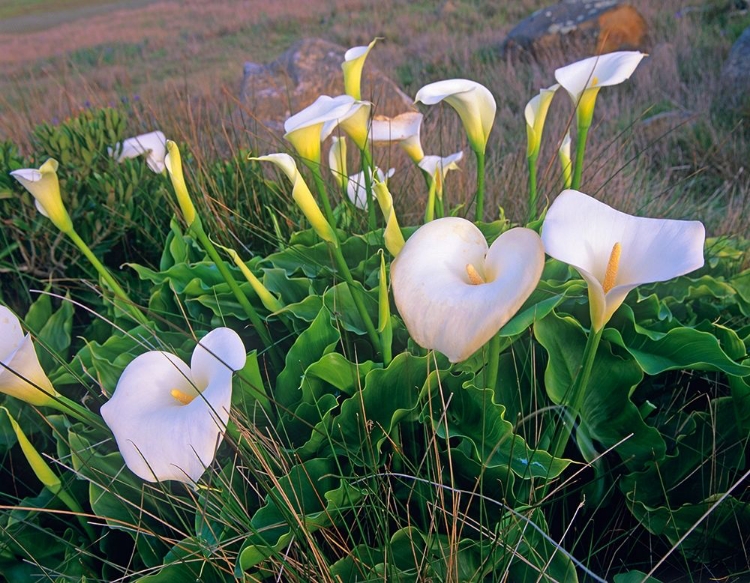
[275,307,340,411]
[604,320,750,377]
[332,352,427,465]
[426,371,569,479]
[236,457,364,571]
[536,312,666,470]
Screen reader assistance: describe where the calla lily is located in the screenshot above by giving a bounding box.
[101,328,246,483]
[10,159,73,234]
[391,218,544,362]
[415,79,496,154]
[347,167,395,210]
[284,95,369,164]
[342,38,378,100]
[559,132,572,189]
[541,190,705,332]
[524,84,559,159]
[372,178,405,257]
[328,136,348,191]
[251,154,337,245]
[0,306,58,407]
[108,130,167,174]
[371,112,425,163]
[555,52,646,129]
[164,141,198,226]
[418,151,464,196]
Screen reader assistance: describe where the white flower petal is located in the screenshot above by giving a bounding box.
[109,131,167,174]
[346,167,393,209]
[541,189,705,330]
[284,95,357,134]
[555,51,646,103]
[370,112,423,143]
[415,79,496,152]
[418,151,464,178]
[101,328,245,483]
[190,328,246,389]
[392,218,544,362]
[0,307,57,406]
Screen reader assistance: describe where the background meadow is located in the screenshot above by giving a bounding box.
[0,1,749,582]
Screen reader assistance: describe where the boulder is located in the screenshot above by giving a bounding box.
[501,0,648,60]
[722,25,750,91]
[239,38,414,133]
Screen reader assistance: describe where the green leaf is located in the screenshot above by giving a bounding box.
[331,352,426,465]
[275,307,340,412]
[426,371,569,479]
[236,457,364,572]
[604,318,750,377]
[536,312,666,471]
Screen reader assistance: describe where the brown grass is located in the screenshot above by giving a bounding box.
[1,0,748,237]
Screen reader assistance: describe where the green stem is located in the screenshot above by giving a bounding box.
[360,147,377,231]
[571,124,590,191]
[484,334,501,391]
[193,223,283,370]
[330,243,382,355]
[550,327,603,460]
[526,154,538,224]
[49,395,107,431]
[474,149,486,222]
[435,194,445,219]
[309,163,337,229]
[66,229,150,327]
[424,178,436,223]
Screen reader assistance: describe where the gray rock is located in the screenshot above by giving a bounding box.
[239,38,413,133]
[722,25,750,90]
[501,0,648,60]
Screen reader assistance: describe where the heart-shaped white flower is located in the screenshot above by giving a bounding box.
[391,218,544,362]
[101,328,246,483]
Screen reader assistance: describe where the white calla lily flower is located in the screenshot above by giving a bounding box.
[347,167,395,210]
[392,218,544,362]
[342,38,378,100]
[0,306,58,407]
[555,52,646,128]
[328,136,348,190]
[418,151,464,195]
[524,84,559,158]
[10,159,73,234]
[415,79,496,154]
[101,328,246,483]
[541,190,705,332]
[108,131,167,174]
[284,95,369,163]
[371,112,425,163]
[251,154,337,244]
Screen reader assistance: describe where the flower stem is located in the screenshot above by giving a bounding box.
[309,163,337,228]
[66,229,151,327]
[484,334,501,391]
[526,154,538,223]
[360,146,377,231]
[571,124,590,191]
[192,222,283,370]
[424,178,436,223]
[48,394,107,431]
[550,326,603,460]
[330,243,382,355]
[474,149,486,222]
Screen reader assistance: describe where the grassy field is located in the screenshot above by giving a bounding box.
[1,0,749,236]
